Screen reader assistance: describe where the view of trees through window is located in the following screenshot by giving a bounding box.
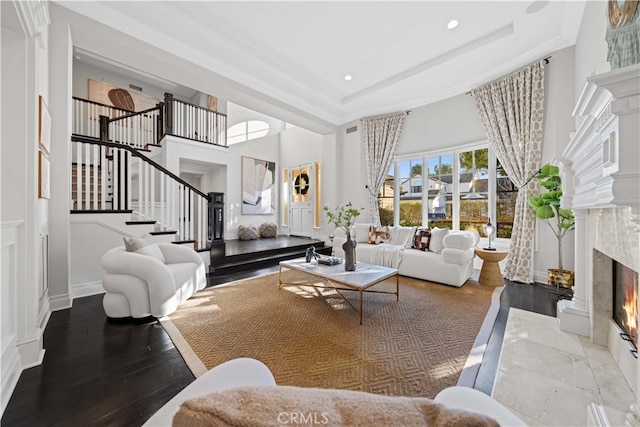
[376,145,516,238]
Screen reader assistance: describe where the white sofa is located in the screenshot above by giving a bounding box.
[144,358,526,426]
[101,242,206,319]
[332,225,478,287]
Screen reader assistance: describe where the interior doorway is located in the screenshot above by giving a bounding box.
[289,164,313,237]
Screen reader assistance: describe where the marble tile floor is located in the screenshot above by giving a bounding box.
[492,308,636,426]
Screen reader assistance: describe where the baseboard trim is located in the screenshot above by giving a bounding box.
[72,281,105,300]
[49,293,72,311]
[1,336,22,417]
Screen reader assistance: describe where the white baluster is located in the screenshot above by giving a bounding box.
[160,173,165,229]
[92,143,98,209]
[100,145,107,210]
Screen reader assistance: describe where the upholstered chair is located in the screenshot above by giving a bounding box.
[101,243,206,319]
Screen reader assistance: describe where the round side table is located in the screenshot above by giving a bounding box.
[474,248,508,286]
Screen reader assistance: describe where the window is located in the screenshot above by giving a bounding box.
[459,148,489,235]
[383,144,515,238]
[227,120,269,145]
[398,158,423,226]
[496,159,517,238]
[426,154,453,229]
[377,163,395,226]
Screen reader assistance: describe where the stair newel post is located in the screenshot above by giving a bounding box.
[164,93,174,137]
[99,115,109,142]
[156,101,164,143]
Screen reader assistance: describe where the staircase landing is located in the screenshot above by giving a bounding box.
[208,236,331,284]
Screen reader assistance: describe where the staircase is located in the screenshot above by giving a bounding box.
[70,95,227,251]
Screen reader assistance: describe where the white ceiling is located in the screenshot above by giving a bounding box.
[59,1,587,131]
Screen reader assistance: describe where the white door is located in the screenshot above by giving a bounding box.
[289,164,313,237]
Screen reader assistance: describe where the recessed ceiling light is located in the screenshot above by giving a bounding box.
[344,75,353,81]
[447,19,459,30]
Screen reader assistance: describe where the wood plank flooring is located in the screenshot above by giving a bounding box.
[1,271,565,426]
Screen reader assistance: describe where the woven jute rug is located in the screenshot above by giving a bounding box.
[163,269,501,398]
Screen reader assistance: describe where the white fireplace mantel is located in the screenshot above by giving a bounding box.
[561,64,640,214]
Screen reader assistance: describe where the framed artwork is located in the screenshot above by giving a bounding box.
[39,95,51,155]
[88,79,159,112]
[38,151,50,199]
[242,156,276,215]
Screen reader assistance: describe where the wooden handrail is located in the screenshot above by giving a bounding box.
[72,96,135,113]
[108,105,161,123]
[71,134,209,200]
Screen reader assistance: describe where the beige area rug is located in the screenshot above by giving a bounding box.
[163,269,501,399]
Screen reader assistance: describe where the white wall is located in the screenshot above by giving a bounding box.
[398,94,486,156]
[574,1,610,106]
[227,134,280,237]
[1,1,52,415]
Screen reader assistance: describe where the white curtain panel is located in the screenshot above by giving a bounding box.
[362,112,406,226]
[472,61,545,283]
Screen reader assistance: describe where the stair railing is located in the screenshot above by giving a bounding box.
[72,95,227,149]
[73,97,161,149]
[72,133,211,250]
[163,93,227,147]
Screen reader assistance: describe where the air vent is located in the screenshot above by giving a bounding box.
[129,84,142,92]
[346,125,358,134]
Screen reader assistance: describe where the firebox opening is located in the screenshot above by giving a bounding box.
[613,260,639,349]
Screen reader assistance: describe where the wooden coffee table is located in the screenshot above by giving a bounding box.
[474,248,508,286]
[278,258,399,325]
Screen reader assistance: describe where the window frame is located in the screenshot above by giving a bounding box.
[388,140,512,242]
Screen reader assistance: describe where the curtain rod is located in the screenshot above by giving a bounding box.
[465,56,551,95]
[360,110,410,122]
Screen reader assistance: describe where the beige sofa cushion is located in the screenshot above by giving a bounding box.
[173,385,499,427]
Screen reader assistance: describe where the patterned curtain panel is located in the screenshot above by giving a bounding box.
[472,61,545,283]
[362,112,406,225]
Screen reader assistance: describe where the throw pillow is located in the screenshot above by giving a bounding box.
[173,386,500,427]
[412,227,432,251]
[238,225,259,240]
[258,222,277,238]
[368,226,389,244]
[354,222,371,243]
[429,227,450,254]
[123,234,165,263]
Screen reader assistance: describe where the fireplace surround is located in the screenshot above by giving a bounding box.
[559,64,640,425]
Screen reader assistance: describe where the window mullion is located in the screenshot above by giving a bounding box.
[453,153,460,231]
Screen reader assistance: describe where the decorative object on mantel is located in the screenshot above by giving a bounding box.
[527,164,575,288]
[323,202,362,271]
[605,0,640,69]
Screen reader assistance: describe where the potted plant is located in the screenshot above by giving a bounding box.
[323,202,362,271]
[527,163,576,287]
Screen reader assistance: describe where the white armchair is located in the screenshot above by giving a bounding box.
[101,243,206,319]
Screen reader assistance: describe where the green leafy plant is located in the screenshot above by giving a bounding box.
[527,163,575,271]
[323,202,362,239]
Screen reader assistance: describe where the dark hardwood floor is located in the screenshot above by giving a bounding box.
[1,268,569,426]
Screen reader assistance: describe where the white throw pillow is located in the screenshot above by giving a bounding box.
[354,223,371,243]
[429,228,450,254]
[388,226,416,248]
[134,243,166,263]
[124,234,166,263]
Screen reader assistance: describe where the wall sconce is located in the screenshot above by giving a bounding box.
[484,220,496,251]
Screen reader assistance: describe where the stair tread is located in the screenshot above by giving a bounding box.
[149,230,177,235]
[126,220,156,225]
